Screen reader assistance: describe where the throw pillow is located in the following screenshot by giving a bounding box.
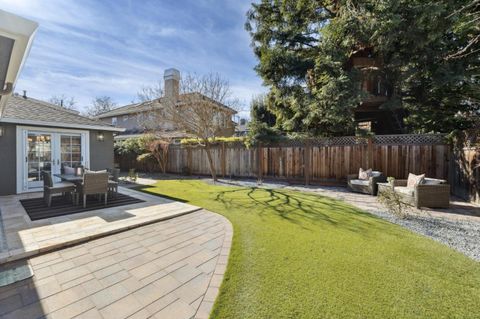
[407,173,425,188]
[358,168,372,180]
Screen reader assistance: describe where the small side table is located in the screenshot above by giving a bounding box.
[377,182,393,196]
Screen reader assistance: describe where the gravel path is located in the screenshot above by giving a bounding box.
[209,178,480,262]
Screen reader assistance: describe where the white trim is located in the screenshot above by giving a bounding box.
[0,10,38,116]
[1,117,124,132]
[16,126,90,194]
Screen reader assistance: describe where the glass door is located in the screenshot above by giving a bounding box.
[26,132,53,189]
[21,129,88,192]
[60,134,83,170]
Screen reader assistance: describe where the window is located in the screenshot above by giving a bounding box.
[111,117,117,126]
[123,115,128,122]
[357,121,372,132]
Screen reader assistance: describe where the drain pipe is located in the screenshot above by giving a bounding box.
[0,83,13,95]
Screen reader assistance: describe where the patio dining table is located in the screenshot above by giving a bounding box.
[54,173,114,183]
[54,174,83,184]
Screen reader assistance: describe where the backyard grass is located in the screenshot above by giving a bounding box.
[139,179,480,319]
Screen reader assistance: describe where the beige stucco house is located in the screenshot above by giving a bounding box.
[96,69,237,142]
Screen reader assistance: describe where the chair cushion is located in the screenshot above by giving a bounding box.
[407,173,425,188]
[395,186,414,196]
[48,181,76,190]
[85,169,108,174]
[358,168,372,180]
[350,179,370,186]
[422,178,444,185]
[64,166,75,175]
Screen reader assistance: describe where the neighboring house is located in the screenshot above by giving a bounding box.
[96,69,237,142]
[0,11,123,196]
[349,47,405,134]
[234,118,249,137]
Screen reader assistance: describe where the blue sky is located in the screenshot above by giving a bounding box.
[0,0,264,117]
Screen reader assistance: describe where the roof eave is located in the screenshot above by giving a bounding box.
[0,117,125,132]
[0,10,39,118]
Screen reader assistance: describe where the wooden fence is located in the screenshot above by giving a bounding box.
[162,134,450,185]
[449,134,480,204]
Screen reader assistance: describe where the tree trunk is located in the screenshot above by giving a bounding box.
[204,142,217,182]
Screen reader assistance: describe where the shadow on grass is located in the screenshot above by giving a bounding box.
[214,186,399,237]
[137,181,404,238]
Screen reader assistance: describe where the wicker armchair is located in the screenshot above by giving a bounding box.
[392,178,450,208]
[41,171,76,207]
[347,171,386,195]
[107,168,120,198]
[76,171,109,208]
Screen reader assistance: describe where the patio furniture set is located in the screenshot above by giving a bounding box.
[347,168,450,208]
[42,167,120,208]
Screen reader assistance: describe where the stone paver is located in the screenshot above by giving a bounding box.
[0,187,201,264]
[0,209,233,319]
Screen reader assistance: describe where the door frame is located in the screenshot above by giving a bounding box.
[16,126,90,194]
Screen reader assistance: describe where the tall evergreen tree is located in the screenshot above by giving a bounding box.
[246,0,479,135]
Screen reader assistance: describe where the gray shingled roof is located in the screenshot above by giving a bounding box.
[96,93,237,119]
[0,95,123,131]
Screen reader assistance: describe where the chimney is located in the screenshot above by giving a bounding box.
[22,90,27,99]
[164,68,180,99]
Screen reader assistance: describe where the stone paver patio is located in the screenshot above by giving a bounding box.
[0,188,200,264]
[0,209,232,319]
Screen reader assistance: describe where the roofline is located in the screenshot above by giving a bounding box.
[0,117,125,132]
[96,94,237,119]
[0,10,39,118]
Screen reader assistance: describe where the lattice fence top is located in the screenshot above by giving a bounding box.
[171,134,447,148]
[372,134,446,145]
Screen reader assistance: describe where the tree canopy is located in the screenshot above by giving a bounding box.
[246,0,479,136]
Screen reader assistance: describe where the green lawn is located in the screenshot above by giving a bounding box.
[139,179,480,319]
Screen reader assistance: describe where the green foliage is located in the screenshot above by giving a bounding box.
[180,136,246,146]
[114,137,147,156]
[246,0,479,135]
[247,94,283,144]
[139,180,480,318]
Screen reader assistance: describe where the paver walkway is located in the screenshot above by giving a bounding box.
[0,188,200,264]
[0,210,232,319]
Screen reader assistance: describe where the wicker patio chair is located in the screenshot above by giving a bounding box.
[392,178,450,208]
[77,171,109,208]
[107,168,120,198]
[41,171,76,207]
[347,171,386,196]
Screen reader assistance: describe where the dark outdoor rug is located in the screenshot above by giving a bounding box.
[20,194,145,221]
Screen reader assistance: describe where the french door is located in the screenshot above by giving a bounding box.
[19,128,89,192]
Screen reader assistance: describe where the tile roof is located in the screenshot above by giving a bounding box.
[1,95,123,131]
[96,93,237,118]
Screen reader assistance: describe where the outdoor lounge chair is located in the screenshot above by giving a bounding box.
[347,170,386,196]
[76,171,109,208]
[41,171,76,207]
[392,176,450,208]
[107,168,120,198]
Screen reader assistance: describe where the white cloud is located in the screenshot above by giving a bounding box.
[2,1,265,113]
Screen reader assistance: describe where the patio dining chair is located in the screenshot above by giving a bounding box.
[41,171,76,207]
[76,171,109,208]
[106,168,120,198]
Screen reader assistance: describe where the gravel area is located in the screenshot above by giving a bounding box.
[209,178,480,262]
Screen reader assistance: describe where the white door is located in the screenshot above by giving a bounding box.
[19,128,89,192]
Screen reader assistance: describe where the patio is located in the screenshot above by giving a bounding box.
[0,187,201,264]
[0,210,232,319]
